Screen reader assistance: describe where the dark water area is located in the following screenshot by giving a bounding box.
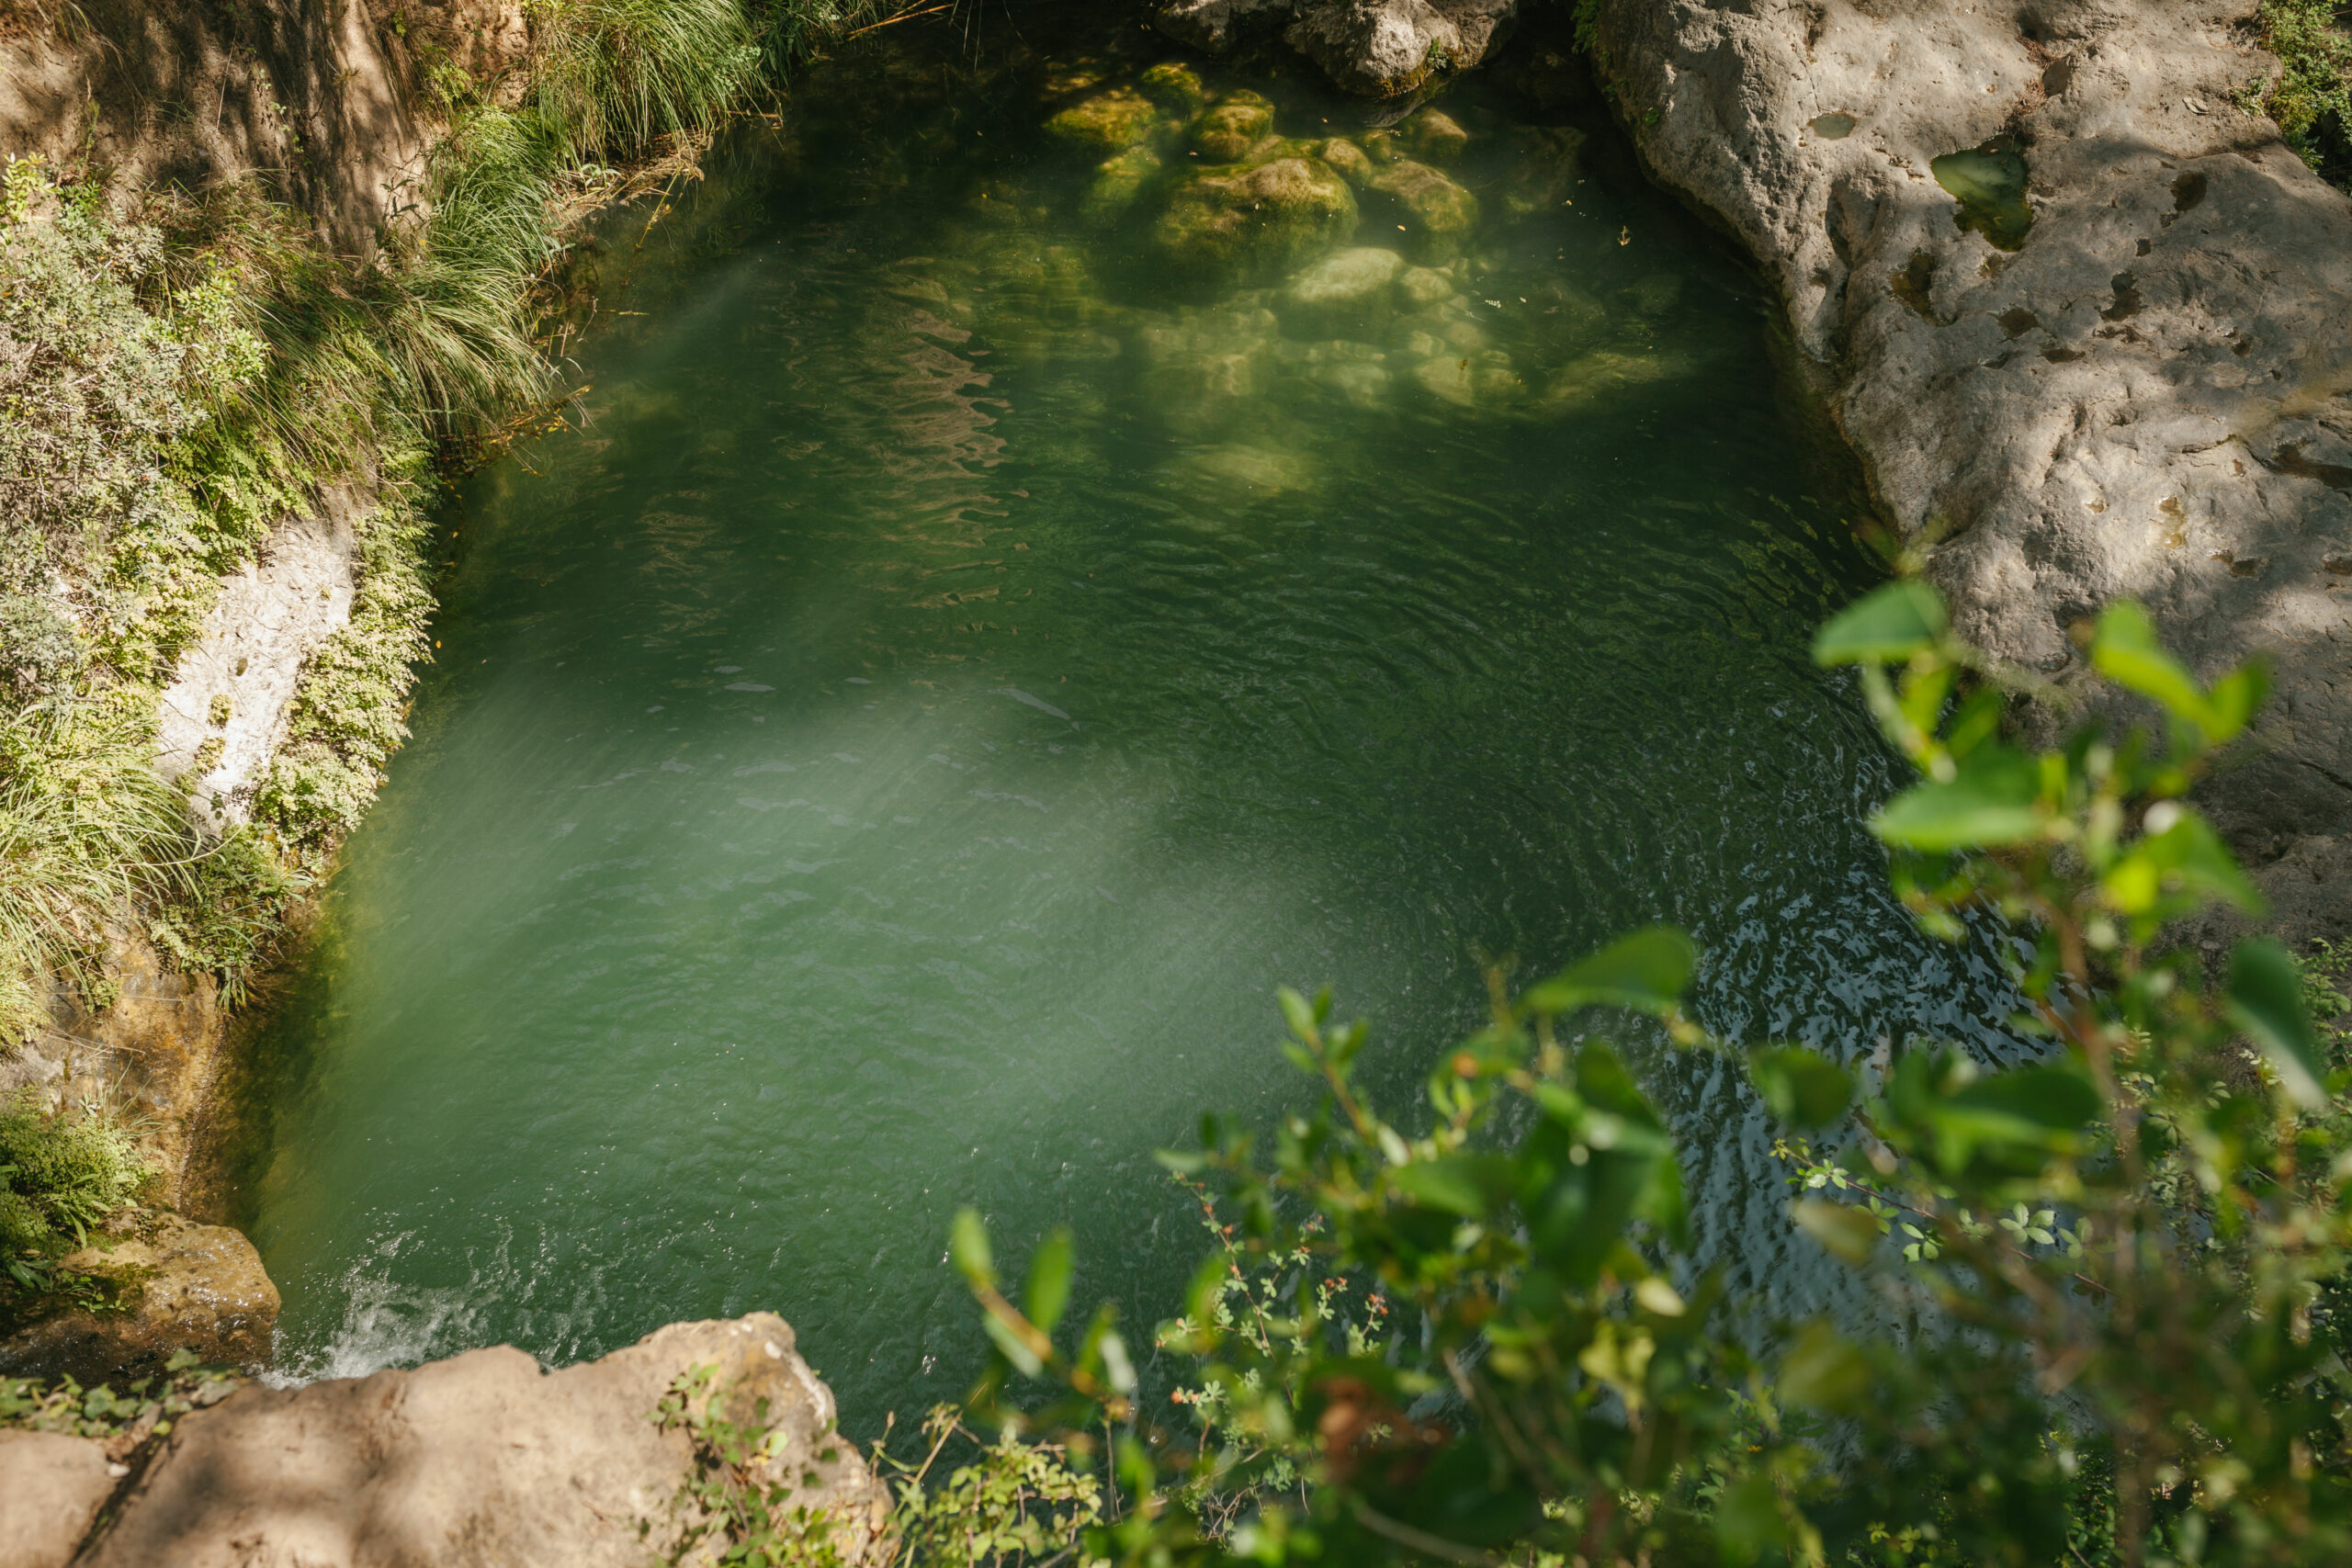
[238,15,2029,1432]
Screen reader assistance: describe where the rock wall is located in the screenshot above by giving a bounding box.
[1591,0,2352,941]
[1157,0,1523,96]
[0,1314,884,1568]
[0,0,528,252]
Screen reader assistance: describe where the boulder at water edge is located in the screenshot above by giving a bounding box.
[0,1213,278,1388]
[19,1314,885,1568]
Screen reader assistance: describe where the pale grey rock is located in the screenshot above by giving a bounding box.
[1592,0,2352,915]
[1156,0,1295,53]
[0,1430,117,1568]
[155,503,358,834]
[0,1213,278,1388]
[1287,1,1521,96]
[74,1313,885,1568]
[1156,1,1519,97]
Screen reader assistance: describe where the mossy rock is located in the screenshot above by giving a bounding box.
[1369,159,1481,263]
[1046,88,1164,153]
[1407,109,1471,165]
[1320,138,1374,187]
[1083,145,1165,227]
[1193,91,1275,163]
[1150,156,1360,284]
[1139,62,1208,115]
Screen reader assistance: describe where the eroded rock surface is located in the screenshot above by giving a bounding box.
[1156,1,1521,96]
[48,1314,884,1568]
[0,1213,277,1388]
[1593,0,2352,933]
[0,1431,118,1568]
[155,505,358,835]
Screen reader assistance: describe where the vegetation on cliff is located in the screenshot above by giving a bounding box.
[2253,1,2352,191]
[0,0,893,1051]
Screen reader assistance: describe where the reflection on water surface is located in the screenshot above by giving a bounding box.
[243,17,2026,1429]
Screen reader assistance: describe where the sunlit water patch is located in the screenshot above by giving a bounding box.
[238,19,2027,1429]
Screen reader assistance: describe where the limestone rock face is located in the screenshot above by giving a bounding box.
[0,1430,118,1568]
[1152,156,1361,282]
[71,1313,884,1568]
[1286,1,1521,96]
[154,504,358,834]
[1156,0,1295,54]
[1592,0,2352,925]
[0,1214,277,1388]
[1155,1,1519,96]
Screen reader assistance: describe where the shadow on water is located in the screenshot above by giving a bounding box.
[222,6,2032,1435]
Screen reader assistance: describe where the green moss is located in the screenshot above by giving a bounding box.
[1150,156,1360,284]
[1046,88,1166,154]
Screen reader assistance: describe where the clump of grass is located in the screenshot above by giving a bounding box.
[0,1089,149,1293]
[2253,0,2352,189]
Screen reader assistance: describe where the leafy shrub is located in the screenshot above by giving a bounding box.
[2253,1,2352,189]
[0,1089,148,1290]
[941,584,2352,1567]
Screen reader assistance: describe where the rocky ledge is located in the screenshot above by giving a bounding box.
[0,1313,883,1568]
[1589,0,2352,938]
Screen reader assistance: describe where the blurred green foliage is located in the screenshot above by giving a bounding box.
[932,583,2352,1567]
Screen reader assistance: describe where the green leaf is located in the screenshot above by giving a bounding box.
[1813,580,1948,666]
[1776,1320,1871,1413]
[1869,746,2043,851]
[1520,926,1696,1017]
[2229,938,2327,1109]
[981,1310,1045,1377]
[1389,1154,1515,1218]
[1023,1225,1075,1336]
[2090,601,2212,730]
[1792,1198,1880,1266]
[2100,807,2260,915]
[1278,986,1318,1041]
[2203,663,2268,743]
[1747,1047,1854,1128]
[949,1207,995,1290]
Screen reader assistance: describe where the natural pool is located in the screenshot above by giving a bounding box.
[238,22,2029,1432]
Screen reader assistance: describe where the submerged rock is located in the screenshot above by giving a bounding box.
[1084,144,1165,226]
[1280,245,1406,337]
[1171,442,1320,494]
[1503,125,1588,215]
[1396,264,1456,310]
[1046,87,1164,153]
[1370,158,1480,261]
[1320,136,1374,186]
[1151,156,1359,282]
[1406,108,1471,164]
[0,1213,277,1388]
[1540,348,1679,411]
[1139,61,1209,115]
[1192,90,1275,163]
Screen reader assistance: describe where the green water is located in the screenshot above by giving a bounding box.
[244,26,2027,1427]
